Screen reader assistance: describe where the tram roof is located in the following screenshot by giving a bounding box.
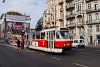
[34,27,69,33]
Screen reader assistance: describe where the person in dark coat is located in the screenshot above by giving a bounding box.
[17,39,20,48]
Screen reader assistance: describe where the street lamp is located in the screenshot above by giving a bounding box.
[2,0,5,3]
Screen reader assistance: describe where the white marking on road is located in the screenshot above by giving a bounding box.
[73,63,88,67]
[51,57,61,60]
[95,50,100,52]
[39,53,45,55]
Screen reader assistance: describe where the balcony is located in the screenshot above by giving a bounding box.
[86,19,100,24]
[86,7,100,13]
[66,2,75,10]
[58,16,63,21]
[66,13,75,19]
[58,0,63,4]
[77,22,85,27]
[66,22,85,28]
[60,8,63,12]
[86,0,96,2]
[76,10,84,17]
[66,0,74,2]
[66,23,76,28]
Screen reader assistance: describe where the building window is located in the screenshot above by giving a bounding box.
[87,3,91,9]
[88,25,92,33]
[79,4,81,11]
[77,4,80,11]
[94,3,98,10]
[88,25,92,29]
[95,13,99,20]
[88,14,92,21]
[96,25,100,32]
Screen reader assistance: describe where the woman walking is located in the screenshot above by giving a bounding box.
[21,38,24,49]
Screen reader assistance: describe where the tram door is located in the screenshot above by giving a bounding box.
[47,32,54,49]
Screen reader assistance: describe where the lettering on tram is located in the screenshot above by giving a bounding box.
[29,27,72,53]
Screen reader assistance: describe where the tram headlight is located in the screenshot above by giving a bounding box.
[64,44,66,46]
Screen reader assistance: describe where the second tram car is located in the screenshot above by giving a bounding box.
[29,27,72,53]
[10,35,21,45]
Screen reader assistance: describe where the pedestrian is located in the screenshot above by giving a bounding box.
[24,39,27,49]
[94,39,98,46]
[96,39,98,46]
[27,39,30,48]
[17,39,20,48]
[21,38,24,49]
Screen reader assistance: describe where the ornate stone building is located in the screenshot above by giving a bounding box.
[43,0,100,46]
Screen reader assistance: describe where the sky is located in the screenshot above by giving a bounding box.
[0,0,46,28]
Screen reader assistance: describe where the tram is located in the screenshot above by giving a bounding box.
[29,27,72,53]
[10,35,21,45]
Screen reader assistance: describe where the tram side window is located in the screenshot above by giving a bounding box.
[13,37,17,40]
[33,34,35,39]
[41,32,45,39]
[36,33,40,39]
[56,32,60,39]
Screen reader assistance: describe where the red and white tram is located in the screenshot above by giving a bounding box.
[29,27,72,53]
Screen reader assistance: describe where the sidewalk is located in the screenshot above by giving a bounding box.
[0,43,29,50]
[86,44,100,48]
[0,43,18,49]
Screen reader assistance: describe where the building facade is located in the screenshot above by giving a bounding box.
[43,0,100,46]
[43,0,65,29]
[0,11,31,40]
[85,0,100,45]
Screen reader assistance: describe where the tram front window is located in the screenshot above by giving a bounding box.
[56,31,70,39]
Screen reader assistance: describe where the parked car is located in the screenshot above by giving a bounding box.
[72,39,85,48]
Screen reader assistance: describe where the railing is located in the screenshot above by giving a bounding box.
[66,2,75,9]
[58,0,63,4]
[86,19,100,24]
[76,10,84,16]
[66,13,75,19]
[66,23,76,27]
[58,16,63,20]
[86,0,95,2]
[86,7,100,13]
[66,21,85,27]
[66,0,74,2]
[60,8,63,12]
[77,21,85,26]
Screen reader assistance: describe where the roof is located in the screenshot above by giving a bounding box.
[6,10,22,16]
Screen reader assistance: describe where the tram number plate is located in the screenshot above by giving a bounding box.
[32,42,38,47]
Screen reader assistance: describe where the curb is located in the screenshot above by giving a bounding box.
[0,43,18,49]
[86,45,100,48]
